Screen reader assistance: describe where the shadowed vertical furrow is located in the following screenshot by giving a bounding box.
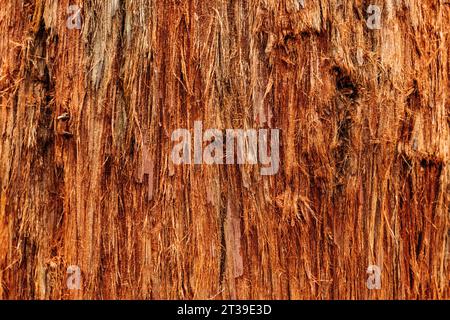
[0,0,448,299]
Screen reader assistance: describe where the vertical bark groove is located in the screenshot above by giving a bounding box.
[0,0,449,299]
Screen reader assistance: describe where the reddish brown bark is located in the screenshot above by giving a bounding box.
[0,0,449,299]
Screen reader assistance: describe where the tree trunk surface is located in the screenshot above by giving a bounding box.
[0,0,449,299]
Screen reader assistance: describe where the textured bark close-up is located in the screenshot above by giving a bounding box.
[0,0,449,300]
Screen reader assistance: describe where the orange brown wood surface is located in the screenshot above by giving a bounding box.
[0,0,449,299]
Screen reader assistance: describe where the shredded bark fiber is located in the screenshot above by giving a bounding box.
[0,0,449,299]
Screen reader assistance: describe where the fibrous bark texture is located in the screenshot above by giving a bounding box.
[0,0,449,299]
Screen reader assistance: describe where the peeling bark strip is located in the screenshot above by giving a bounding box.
[225,198,244,280]
[137,141,154,201]
[0,0,450,299]
[224,197,244,300]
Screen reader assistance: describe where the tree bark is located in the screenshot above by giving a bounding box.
[0,0,449,299]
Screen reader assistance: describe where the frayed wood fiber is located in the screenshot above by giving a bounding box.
[0,0,449,299]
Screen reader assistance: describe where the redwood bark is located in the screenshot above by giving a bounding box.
[0,0,449,299]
